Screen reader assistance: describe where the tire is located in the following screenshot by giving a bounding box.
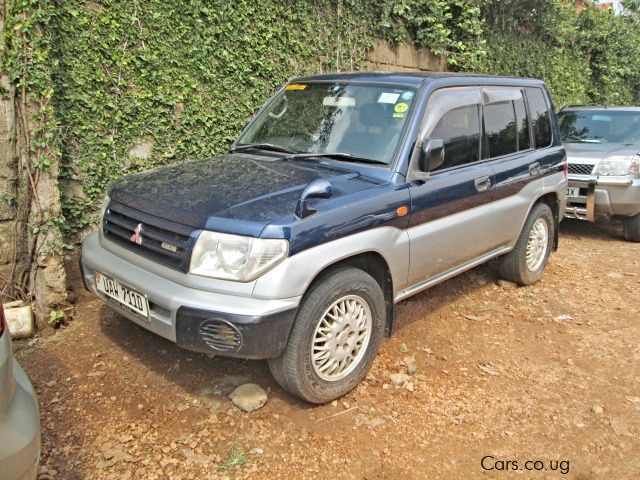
[268,267,385,404]
[623,214,640,242]
[499,203,554,286]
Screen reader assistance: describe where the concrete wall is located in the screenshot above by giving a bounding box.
[0,76,16,275]
[366,39,446,72]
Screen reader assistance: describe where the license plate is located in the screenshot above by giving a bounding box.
[566,186,581,197]
[95,272,149,319]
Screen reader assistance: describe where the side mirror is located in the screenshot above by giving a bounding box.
[295,179,333,219]
[418,138,445,173]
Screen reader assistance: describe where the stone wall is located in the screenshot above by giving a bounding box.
[366,39,446,72]
[0,74,17,293]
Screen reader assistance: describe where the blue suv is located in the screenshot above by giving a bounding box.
[80,72,567,403]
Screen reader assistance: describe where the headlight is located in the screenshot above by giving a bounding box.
[189,231,288,282]
[99,196,110,220]
[595,155,640,176]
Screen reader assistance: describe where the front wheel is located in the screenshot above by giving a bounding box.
[623,214,640,242]
[268,267,385,404]
[499,203,554,286]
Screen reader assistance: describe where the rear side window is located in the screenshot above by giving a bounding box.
[526,87,552,148]
[484,101,517,157]
[483,88,531,158]
[425,89,482,171]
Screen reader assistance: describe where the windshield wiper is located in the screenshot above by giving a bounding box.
[286,152,388,165]
[229,143,299,154]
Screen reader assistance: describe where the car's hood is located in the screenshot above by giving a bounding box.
[564,142,640,164]
[109,153,385,230]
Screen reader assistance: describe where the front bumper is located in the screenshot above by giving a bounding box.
[80,232,300,359]
[565,175,640,221]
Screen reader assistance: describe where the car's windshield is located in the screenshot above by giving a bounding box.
[235,82,418,165]
[558,110,640,144]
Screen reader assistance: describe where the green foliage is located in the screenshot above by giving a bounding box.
[214,449,248,470]
[48,309,64,325]
[478,0,640,108]
[374,0,485,69]
[577,8,640,105]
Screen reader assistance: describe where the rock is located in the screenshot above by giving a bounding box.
[252,448,264,455]
[610,417,631,436]
[591,405,604,415]
[497,279,517,289]
[229,384,268,412]
[478,364,500,376]
[554,314,574,322]
[127,140,154,160]
[389,372,410,386]
[462,313,490,322]
[3,305,34,338]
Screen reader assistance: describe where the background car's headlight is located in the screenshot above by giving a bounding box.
[189,231,288,282]
[595,155,639,176]
[99,196,110,221]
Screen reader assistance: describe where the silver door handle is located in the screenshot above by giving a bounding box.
[529,162,541,176]
[474,176,491,192]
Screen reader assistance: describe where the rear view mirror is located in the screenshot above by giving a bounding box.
[418,139,445,172]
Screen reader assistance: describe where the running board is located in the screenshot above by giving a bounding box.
[394,246,512,303]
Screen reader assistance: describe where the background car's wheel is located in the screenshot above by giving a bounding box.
[623,214,640,242]
[499,202,554,286]
[268,267,385,404]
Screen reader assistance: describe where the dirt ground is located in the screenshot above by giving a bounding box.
[14,219,640,480]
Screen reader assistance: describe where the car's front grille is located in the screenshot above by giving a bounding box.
[568,163,595,175]
[103,201,194,271]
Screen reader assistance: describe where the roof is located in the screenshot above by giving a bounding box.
[292,71,547,88]
[561,105,640,112]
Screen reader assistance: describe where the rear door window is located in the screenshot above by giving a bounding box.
[484,100,517,157]
[525,87,552,148]
[483,88,533,158]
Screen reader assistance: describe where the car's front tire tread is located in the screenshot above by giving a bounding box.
[268,266,385,404]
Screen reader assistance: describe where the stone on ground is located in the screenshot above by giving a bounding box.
[4,305,34,338]
[229,384,268,412]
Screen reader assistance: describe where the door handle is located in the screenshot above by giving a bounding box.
[529,162,541,176]
[474,176,491,192]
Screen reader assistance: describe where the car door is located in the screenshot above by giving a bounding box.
[485,87,546,247]
[406,87,496,287]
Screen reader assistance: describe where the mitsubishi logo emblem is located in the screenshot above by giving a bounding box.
[130,223,143,245]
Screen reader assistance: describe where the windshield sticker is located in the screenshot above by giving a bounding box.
[285,84,307,91]
[394,102,409,113]
[592,114,611,122]
[323,96,356,107]
[401,91,414,101]
[393,113,405,118]
[378,92,400,104]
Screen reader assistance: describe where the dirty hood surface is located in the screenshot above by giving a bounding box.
[109,153,383,230]
[564,142,640,164]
